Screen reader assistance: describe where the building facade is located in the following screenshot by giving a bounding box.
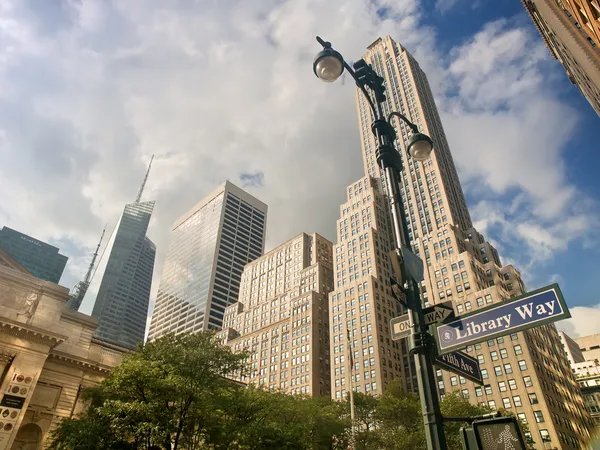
[330,35,591,448]
[148,181,267,340]
[560,331,586,365]
[523,0,600,116]
[576,333,600,363]
[0,227,67,284]
[0,247,125,449]
[86,200,156,350]
[217,232,333,396]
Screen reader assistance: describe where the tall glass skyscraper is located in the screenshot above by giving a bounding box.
[148,181,267,340]
[0,226,67,284]
[86,201,156,350]
[328,36,591,447]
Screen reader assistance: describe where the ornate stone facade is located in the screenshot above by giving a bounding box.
[0,248,126,449]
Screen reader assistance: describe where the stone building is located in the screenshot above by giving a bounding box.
[0,247,126,449]
[330,35,593,448]
[217,232,333,396]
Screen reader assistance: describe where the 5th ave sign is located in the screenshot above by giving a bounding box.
[434,284,570,355]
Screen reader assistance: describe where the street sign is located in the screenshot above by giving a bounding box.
[390,277,407,307]
[402,246,424,283]
[423,301,455,326]
[434,283,570,355]
[434,350,482,385]
[390,314,411,340]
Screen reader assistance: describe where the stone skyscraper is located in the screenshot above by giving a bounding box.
[523,0,600,116]
[148,181,267,339]
[329,36,590,448]
[217,232,333,396]
[86,159,156,350]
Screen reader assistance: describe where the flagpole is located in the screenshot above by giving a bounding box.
[347,328,356,449]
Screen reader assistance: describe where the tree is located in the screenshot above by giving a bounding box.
[440,391,490,450]
[50,332,247,450]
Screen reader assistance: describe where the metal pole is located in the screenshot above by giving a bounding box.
[347,328,356,449]
[373,122,448,450]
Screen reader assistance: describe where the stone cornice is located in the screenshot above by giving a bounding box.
[0,267,69,299]
[0,317,68,348]
[47,350,113,373]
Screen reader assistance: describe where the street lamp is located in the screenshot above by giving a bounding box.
[313,37,447,450]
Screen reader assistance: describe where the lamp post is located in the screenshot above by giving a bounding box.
[313,37,447,450]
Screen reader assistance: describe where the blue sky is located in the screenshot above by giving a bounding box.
[0,0,598,336]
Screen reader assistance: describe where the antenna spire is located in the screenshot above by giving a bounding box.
[83,226,105,285]
[66,226,106,311]
[136,155,154,203]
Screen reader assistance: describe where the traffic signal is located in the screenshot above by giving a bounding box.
[461,416,527,450]
[352,59,386,103]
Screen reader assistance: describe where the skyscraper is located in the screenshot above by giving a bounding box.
[329,35,590,448]
[148,181,267,340]
[0,226,68,284]
[86,158,156,350]
[217,232,333,396]
[523,0,600,116]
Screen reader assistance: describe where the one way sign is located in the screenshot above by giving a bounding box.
[424,301,455,326]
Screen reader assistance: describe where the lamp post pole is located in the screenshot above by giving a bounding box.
[313,37,447,450]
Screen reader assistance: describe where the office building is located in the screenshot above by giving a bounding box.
[576,333,600,363]
[0,226,67,284]
[523,0,600,116]
[217,232,333,396]
[148,181,267,339]
[560,330,586,365]
[329,35,591,448]
[86,159,156,350]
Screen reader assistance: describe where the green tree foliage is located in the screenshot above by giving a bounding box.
[49,334,518,450]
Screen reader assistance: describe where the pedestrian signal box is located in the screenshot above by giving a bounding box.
[461,416,527,450]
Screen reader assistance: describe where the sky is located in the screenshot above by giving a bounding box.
[0,0,598,338]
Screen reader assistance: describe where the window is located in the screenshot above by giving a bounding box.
[517,413,527,423]
[523,376,533,387]
[500,349,508,359]
[450,376,458,386]
[490,351,498,361]
[494,366,502,376]
[540,429,551,442]
[508,379,517,390]
[461,389,469,399]
[481,369,488,379]
[510,333,518,341]
[502,398,511,409]
[518,360,528,371]
[477,354,485,364]
[513,345,522,355]
[513,396,522,407]
[488,400,496,410]
[475,387,483,397]
[528,393,539,405]
[487,340,495,347]
[484,385,493,395]
[498,381,507,392]
[504,363,513,374]
[534,411,545,423]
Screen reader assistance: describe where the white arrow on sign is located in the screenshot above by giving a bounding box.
[423,301,455,326]
[390,314,412,341]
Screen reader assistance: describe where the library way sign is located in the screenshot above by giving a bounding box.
[434,284,570,355]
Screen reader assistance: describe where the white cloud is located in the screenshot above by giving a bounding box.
[0,1,596,319]
[556,304,600,338]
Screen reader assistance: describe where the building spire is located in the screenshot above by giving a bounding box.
[83,226,105,285]
[136,155,154,203]
[66,226,106,311]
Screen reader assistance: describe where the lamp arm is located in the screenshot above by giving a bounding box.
[388,111,419,133]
